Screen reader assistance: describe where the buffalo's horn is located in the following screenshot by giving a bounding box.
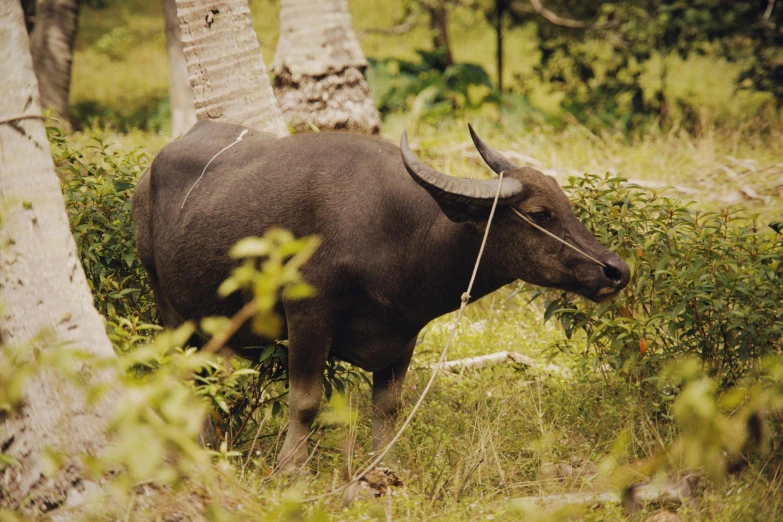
[468,123,518,174]
[400,131,522,206]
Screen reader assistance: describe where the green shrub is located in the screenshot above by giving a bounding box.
[366,49,494,120]
[94,26,134,62]
[535,174,783,384]
[527,1,781,130]
[49,126,158,353]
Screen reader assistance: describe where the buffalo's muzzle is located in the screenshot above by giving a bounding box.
[589,257,630,303]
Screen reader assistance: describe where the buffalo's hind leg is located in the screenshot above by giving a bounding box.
[277,306,332,471]
[371,337,416,462]
[147,276,221,447]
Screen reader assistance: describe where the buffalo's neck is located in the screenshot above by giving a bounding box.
[402,212,514,327]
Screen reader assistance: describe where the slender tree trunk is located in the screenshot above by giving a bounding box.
[175,0,288,136]
[495,0,506,92]
[272,0,381,134]
[165,0,197,137]
[29,0,79,130]
[425,0,453,67]
[0,2,117,515]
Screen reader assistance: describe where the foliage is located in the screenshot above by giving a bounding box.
[599,356,783,497]
[535,174,783,384]
[510,0,782,128]
[0,228,330,519]
[660,357,781,480]
[367,49,494,120]
[69,0,780,132]
[94,26,134,62]
[49,126,159,354]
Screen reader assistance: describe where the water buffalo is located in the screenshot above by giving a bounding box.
[132,120,629,469]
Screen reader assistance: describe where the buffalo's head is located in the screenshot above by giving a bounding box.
[400,126,630,303]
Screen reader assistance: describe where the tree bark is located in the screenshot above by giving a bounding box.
[0,2,117,515]
[272,0,381,134]
[425,0,453,67]
[28,0,79,130]
[495,0,507,92]
[175,0,288,136]
[165,0,197,137]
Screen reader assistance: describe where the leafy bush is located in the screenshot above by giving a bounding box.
[94,26,134,62]
[49,126,158,353]
[536,174,783,384]
[366,49,494,120]
[523,0,782,129]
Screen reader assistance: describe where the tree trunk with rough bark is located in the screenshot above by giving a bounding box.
[272,0,381,134]
[495,0,507,92]
[425,0,453,67]
[28,0,79,130]
[0,2,117,515]
[165,0,197,137]
[175,0,288,136]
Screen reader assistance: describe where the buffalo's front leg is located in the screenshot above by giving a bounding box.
[371,337,416,460]
[277,309,331,471]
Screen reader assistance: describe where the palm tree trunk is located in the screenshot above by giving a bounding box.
[165,0,197,137]
[175,0,288,136]
[0,1,117,513]
[29,0,79,130]
[273,0,381,134]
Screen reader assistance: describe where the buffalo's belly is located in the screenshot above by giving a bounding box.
[329,316,419,373]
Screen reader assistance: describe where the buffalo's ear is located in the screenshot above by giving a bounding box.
[400,131,522,223]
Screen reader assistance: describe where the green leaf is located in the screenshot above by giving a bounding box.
[230,237,271,259]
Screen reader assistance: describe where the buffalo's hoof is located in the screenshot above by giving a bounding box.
[342,467,403,506]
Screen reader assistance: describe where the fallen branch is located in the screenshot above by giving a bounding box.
[518,474,698,509]
[429,350,567,375]
[524,0,620,30]
[528,0,587,28]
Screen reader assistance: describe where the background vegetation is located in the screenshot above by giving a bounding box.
[6,0,783,520]
[68,0,780,133]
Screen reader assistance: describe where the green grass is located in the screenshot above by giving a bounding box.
[203,295,783,521]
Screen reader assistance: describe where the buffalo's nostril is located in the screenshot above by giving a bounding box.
[603,263,623,284]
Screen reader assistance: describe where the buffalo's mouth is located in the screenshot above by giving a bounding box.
[588,286,622,303]
[576,260,630,303]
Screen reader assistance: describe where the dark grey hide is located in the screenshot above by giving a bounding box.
[132,120,629,468]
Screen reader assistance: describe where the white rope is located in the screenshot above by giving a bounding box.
[304,172,508,503]
[181,129,248,208]
[509,207,606,268]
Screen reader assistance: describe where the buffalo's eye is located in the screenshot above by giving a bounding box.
[528,210,553,223]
